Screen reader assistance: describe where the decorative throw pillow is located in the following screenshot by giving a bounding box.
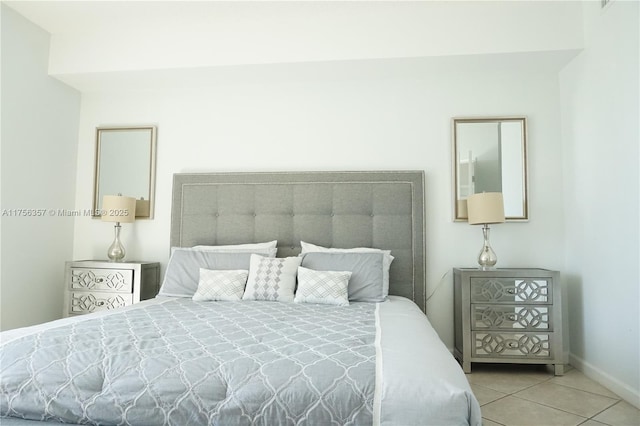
[192,269,249,302]
[294,266,351,306]
[300,241,394,297]
[242,254,302,302]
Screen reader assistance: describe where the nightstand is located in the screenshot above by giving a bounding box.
[453,268,566,375]
[63,260,160,317]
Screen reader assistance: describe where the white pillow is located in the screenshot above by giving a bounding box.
[192,241,277,257]
[193,240,277,250]
[192,269,249,302]
[242,254,302,302]
[294,266,351,306]
[299,241,394,297]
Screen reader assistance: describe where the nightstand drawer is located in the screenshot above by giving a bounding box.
[472,331,552,359]
[472,305,552,331]
[69,267,133,293]
[470,277,552,304]
[69,291,133,314]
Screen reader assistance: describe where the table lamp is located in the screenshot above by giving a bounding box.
[467,192,505,270]
[101,195,136,262]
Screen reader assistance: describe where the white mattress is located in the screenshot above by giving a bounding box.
[1,295,481,426]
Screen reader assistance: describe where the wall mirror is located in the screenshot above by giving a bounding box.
[453,117,528,221]
[93,126,157,219]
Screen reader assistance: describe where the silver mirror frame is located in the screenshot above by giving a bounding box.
[93,125,157,219]
[452,116,528,222]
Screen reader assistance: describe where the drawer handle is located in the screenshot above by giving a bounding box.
[96,301,105,307]
[508,314,518,321]
[507,341,518,349]
[95,278,104,283]
[506,288,516,295]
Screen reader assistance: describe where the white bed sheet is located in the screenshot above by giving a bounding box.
[1,296,481,426]
[378,296,482,425]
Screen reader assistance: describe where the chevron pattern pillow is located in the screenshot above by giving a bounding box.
[294,266,351,306]
[192,269,249,301]
[242,254,302,302]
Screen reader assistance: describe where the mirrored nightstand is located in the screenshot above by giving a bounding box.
[453,267,566,375]
[63,260,160,317]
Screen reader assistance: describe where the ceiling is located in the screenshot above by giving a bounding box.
[4,1,265,34]
[2,1,584,92]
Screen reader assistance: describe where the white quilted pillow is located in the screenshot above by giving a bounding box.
[192,269,249,302]
[294,266,351,306]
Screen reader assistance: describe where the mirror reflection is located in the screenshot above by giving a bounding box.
[453,117,528,221]
[93,126,157,219]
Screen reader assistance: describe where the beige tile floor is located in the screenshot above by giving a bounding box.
[465,364,640,426]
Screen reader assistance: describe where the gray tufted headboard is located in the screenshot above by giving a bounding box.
[170,171,426,312]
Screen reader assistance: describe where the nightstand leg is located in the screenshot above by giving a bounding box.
[462,361,471,374]
[554,364,565,376]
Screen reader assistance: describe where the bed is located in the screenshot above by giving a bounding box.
[0,171,481,425]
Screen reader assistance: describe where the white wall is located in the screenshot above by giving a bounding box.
[0,5,80,330]
[71,52,568,350]
[559,0,639,407]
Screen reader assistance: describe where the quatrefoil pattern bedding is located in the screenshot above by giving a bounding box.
[0,299,376,425]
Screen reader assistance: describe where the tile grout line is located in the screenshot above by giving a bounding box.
[585,400,625,424]
[511,395,591,424]
[549,380,623,402]
[512,379,622,421]
[483,416,508,426]
[576,419,609,426]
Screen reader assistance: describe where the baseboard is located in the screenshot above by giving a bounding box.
[569,352,640,409]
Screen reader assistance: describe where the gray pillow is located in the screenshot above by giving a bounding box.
[159,247,271,297]
[300,252,385,302]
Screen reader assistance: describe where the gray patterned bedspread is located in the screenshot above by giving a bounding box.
[0,299,377,425]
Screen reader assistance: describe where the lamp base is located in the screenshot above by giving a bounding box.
[107,223,126,262]
[478,264,497,271]
[477,224,498,270]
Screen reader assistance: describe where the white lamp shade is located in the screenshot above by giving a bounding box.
[101,195,136,223]
[467,192,505,225]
